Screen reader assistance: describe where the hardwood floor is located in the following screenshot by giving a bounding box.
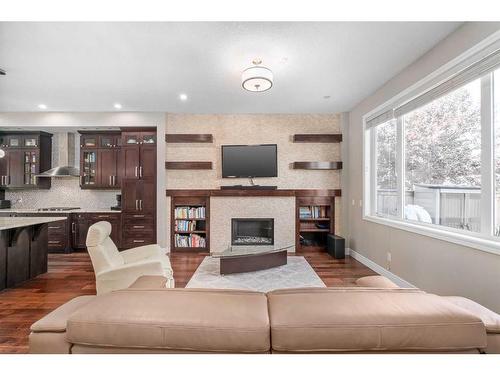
[0,250,376,353]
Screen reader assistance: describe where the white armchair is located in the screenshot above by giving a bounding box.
[86,221,174,295]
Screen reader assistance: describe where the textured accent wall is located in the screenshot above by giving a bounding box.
[6,178,119,209]
[166,114,341,189]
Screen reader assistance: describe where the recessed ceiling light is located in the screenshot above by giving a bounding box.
[114,103,122,109]
[38,104,47,110]
[179,93,188,101]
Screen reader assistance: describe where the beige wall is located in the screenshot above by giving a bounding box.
[348,22,500,312]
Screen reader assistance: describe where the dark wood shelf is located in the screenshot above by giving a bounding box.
[165,134,213,143]
[174,218,206,221]
[299,218,331,221]
[165,161,213,170]
[299,229,330,233]
[293,134,342,143]
[292,161,343,170]
[166,189,342,197]
[174,230,207,234]
[171,246,209,252]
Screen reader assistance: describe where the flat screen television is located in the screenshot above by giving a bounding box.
[222,144,277,178]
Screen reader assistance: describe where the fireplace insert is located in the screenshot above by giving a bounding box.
[231,218,274,246]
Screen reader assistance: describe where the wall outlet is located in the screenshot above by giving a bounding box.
[358,200,362,207]
[352,199,355,206]
[386,252,392,270]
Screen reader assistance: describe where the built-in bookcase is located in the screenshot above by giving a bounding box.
[170,196,210,252]
[296,196,334,251]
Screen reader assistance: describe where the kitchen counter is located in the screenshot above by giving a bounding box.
[1,217,67,290]
[0,216,67,231]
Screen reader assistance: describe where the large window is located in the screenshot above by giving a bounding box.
[365,47,500,250]
[404,80,482,232]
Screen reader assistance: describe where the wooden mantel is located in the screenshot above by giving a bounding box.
[166,189,341,197]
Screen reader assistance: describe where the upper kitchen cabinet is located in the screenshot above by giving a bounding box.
[79,131,122,190]
[121,129,156,180]
[0,131,52,190]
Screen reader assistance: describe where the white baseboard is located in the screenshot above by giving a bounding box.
[347,248,416,288]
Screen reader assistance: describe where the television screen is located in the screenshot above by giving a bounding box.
[222,144,277,178]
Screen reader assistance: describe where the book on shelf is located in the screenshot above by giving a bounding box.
[174,206,206,219]
[174,233,206,248]
[299,205,328,219]
[175,219,198,232]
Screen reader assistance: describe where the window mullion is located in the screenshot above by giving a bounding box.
[480,74,494,236]
[370,128,377,216]
[396,116,405,219]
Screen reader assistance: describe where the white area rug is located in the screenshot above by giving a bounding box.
[186,256,325,292]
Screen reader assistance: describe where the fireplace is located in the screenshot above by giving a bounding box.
[231,218,274,246]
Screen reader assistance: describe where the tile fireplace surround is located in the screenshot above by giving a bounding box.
[210,197,295,253]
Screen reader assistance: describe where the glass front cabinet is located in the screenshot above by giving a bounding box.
[79,132,121,189]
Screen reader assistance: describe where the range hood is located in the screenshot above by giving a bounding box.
[37,133,80,178]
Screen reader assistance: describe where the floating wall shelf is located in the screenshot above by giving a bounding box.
[165,161,213,170]
[165,134,213,143]
[293,134,342,143]
[292,161,343,170]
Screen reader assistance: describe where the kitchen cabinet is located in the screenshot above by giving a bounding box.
[71,212,122,250]
[120,128,156,249]
[79,131,121,190]
[0,132,52,189]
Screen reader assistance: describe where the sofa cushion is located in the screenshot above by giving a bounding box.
[66,289,270,353]
[31,295,96,333]
[443,296,500,334]
[267,288,487,353]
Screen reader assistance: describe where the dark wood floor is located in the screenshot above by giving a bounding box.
[0,250,376,353]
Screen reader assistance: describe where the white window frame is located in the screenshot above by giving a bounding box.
[363,31,500,257]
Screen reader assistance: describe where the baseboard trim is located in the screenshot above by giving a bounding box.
[347,248,416,288]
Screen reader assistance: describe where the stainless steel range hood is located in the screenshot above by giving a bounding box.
[37,132,80,178]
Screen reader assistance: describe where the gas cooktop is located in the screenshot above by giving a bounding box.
[37,207,80,212]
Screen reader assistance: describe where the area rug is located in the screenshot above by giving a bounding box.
[186,256,325,292]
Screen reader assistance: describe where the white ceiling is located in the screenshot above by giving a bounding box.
[0,22,462,113]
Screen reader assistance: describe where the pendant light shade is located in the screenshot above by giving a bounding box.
[242,60,273,92]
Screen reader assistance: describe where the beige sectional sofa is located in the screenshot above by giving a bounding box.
[29,275,500,354]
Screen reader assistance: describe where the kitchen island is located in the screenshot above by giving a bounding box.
[0,217,66,291]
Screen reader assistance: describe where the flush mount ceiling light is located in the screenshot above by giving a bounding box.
[114,103,122,109]
[38,104,47,110]
[242,59,273,92]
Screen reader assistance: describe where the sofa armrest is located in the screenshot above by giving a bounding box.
[121,244,162,264]
[31,295,96,333]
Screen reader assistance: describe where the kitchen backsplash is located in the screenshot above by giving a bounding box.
[5,178,120,209]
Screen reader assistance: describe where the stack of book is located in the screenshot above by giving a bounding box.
[299,206,328,219]
[175,220,198,232]
[174,234,206,248]
[174,206,206,219]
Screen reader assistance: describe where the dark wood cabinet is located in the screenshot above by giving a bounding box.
[120,128,157,249]
[71,212,122,250]
[0,131,52,189]
[79,131,121,190]
[122,147,140,179]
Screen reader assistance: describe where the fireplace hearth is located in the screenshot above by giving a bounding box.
[231,218,274,246]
